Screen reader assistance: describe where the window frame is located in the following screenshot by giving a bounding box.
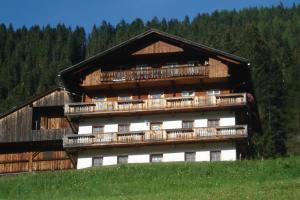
[185,152,196,162]
[150,122,163,130]
[117,155,128,164]
[210,151,221,161]
[118,124,130,133]
[92,125,104,134]
[150,154,163,163]
[92,156,103,167]
[207,119,220,127]
[182,120,194,129]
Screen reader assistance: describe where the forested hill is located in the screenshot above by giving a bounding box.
[0,4,299,156]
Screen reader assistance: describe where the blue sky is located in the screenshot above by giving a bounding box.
[0,0,299,32]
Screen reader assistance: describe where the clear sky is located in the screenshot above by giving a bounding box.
[0,0,299,32]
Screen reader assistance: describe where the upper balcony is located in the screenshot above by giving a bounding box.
[63,125,247,149]
[81,63,228,89]
[64,93,247,117]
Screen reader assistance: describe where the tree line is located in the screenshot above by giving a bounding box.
[0,3,299,156]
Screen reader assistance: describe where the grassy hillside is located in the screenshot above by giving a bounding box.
[0,157,299,200]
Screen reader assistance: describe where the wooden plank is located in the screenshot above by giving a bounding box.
[132,41,184,55]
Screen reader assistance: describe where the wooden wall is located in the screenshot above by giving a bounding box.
[33,89,71,107]
[132,40,184,55]
[0,150,73,174]
[0,106,32,143]
[208,58,229,78]
[0,89,71,143]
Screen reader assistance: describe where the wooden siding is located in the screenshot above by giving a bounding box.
[0,106,32,143]
[132,40,184,55]
[33,89,71,107]
[0,89,72,143]
[208,58,229,78]
[81,64,208,87]
[80,60,229,87]
[0,150,73,174]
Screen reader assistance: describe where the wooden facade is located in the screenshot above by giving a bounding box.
[0,29,259,172]
[0,150,73,173]
[0,87,72,143]
[0,87,75,174]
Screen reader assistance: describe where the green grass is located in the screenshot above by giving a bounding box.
[0,157,300,200]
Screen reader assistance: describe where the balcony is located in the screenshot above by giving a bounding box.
[63,125,247,148]
[64,93,247,117]
[31,128,74,141]
[82,65,210,87]
[100,65,209,82]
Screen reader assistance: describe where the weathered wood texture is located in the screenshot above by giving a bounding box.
[208,58,229,78]
[0,89,72,143]
[33,89,71,107]
[132,40,184,55]
[0,150,73,174]
[0,106,32,143]
[81,61,228,87]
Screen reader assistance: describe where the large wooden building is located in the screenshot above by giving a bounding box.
[0,29,259,173]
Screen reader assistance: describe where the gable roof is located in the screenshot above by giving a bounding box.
[0,87,66,119]
[59,29,249,76]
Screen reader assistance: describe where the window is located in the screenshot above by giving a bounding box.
[185,152,196,162]
[182,121,194,129]
[210,151,221,161]
[149,92,163,99]
[92,157,103,166]
[92,126,104,134]
[150,154,163,163]
[149,92,163,106]
[117,155,128,164]
[182,91,195,97]
[207,89,221,96]
[118,95,132,101]
[150,122,162,130]
[93,96,106,102]
[207,119,220,127]
[118,124,130,133]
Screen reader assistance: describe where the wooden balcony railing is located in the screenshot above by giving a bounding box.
[64,93,247,116]
[32,128,73,141]
[99,65,209,83]
[63,125,247,148]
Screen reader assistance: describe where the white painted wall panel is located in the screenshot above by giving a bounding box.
[77,157,92,169]
[194,119,207,127]
[78,126,92,134]
[104,124,118,133]
[75,142,238,169]
[220,117,235,126]
[163,152,184,162]
[103,156,118,166]
[221,149,236,161]
[196,151,210,161]
[163,120,182,129]
[130,122,149,132]
[128,154,150,163]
